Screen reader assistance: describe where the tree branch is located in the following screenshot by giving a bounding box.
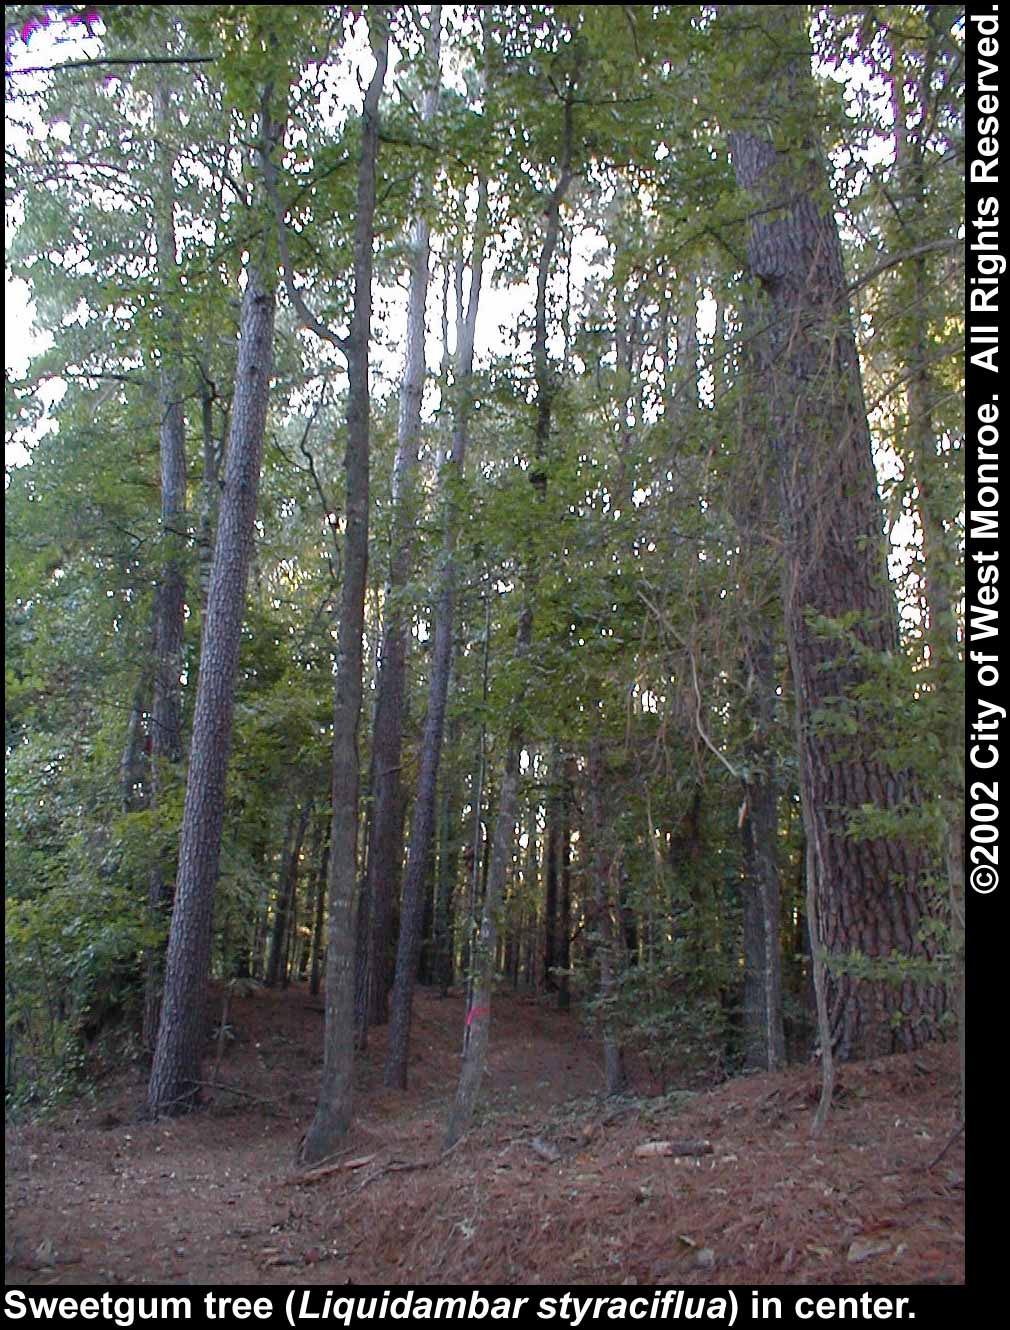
[848,237,960,297]
[260,109,348,354]
[6,55,216,77]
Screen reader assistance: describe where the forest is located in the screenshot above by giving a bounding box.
[5,3,965,1280]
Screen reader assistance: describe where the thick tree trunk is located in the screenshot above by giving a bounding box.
[147,257,276,1115]
[728,5,944,1060]
[302,17,388,1164]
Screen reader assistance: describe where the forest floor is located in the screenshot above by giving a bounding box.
[5,984,964,1287]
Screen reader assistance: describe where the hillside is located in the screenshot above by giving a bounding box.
[5,986,964,1287]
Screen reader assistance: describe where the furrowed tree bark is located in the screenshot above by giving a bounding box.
[727,4,945,1061]
[301,14,388,1164]
[147,251,276,1116]
[359,6,442,1034]
[384,176,488,1090]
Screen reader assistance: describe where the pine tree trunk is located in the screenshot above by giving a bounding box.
[302,17,388,1164]
[728,5,945,1060]
[147,256,276,1115]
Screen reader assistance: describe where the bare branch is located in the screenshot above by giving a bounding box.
[6,55,216,78]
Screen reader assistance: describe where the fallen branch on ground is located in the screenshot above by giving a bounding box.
[195,1081,291,1115]
[926,1121,964,1171]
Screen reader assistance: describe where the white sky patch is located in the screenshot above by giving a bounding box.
[6,19,102,468]
[4,278,43,379]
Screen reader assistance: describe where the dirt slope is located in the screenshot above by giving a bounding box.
[5,985,964,1286]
